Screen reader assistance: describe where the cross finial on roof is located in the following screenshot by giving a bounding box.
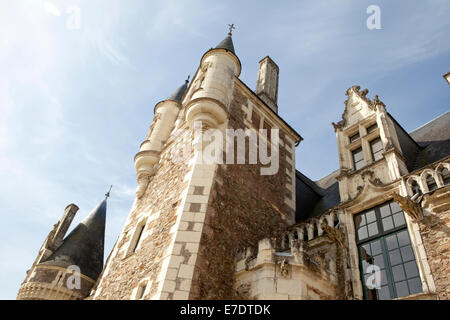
[228,23,235,36]
[185,75,190,84]
[105,185,113,199]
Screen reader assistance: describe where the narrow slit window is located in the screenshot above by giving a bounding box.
[133,224,145,253]
[136,283,146,300]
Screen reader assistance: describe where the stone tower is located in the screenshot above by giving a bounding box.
[17,196,109,300]
[92,31,302,300]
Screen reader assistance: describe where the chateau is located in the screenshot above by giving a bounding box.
[17,31,450,300]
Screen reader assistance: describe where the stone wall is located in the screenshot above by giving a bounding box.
[188,86,296,299]
[419,185,450,300]
[93,129,194,299]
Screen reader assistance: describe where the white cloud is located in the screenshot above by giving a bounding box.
[44,1,61,17]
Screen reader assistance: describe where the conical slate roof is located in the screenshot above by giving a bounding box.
[42,198,107,281]
[215,35,235,54]
[167,79,189,102]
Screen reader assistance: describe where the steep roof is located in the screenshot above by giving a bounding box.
[42,198,107,280]
[215,35,235,54]
[167,79,189,102]
[294,111,450,223]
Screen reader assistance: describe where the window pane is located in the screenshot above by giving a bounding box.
[395,281,409,297]
[355,214,366,227]
[350,133,360,143]
[378,286,391,300]
[389,249,402,266]
[373,150,383,161]
[353,149,363,161]
[382,217,394,231]
[355,160,365,170]
[380,269,388,286]
[397,230,410,247]
[393,212,406,227]
[404,261,419,278]
[390,202,402,213]
[408,278,422,295]
[386,234,399,250]
[366,210,376,223]
[373,254,385,269]
[370,240,382,255]
[379,204,391,217]
[368,222,379,237]
[371,139,383,152]
[358,227,368,240]
[400,246,415,262]
[392,265,406,282]
[367,124,378,134]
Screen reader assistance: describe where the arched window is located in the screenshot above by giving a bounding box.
[313,223,319,238]
[303,228,308,241]
[410,180,421,196]
[333,214,340,227]
[426,174,437,192]
[440,167,450,186]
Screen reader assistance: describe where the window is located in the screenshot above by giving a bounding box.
[251,111,260,128]
[426,174,437,192]
[352,147,365,170]
[440,168,450,186]
[263,121,272,141]
[132,224,145,253]
[370,138,384,162]
[366,123,378,134]
[411,180,421,196]
[355,201,422,300]
[136,283,147,300]
[349,132,360,143]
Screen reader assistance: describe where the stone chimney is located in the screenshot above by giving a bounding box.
[256,56,279,113]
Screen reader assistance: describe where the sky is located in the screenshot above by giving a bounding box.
[0,0,449,299]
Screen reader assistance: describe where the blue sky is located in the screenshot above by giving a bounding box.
[0,0,449,299]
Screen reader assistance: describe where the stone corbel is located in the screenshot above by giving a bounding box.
[320,220,346,249]
[391,193,424,222]
[136,172,152,199]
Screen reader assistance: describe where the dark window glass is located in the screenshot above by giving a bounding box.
[355,201,423,300]
[251,111,260,128]
[350,132,360,143]
[366,123,378,134]
[426,175,437,192]
[370,138,383,162]
[441,168,450,185]
[133,224,145,252]
[411,180,422,196]
[352,147,365,170]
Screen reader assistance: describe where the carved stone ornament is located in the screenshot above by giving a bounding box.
[320,220,346,248]
[391,193,424,222]
[279,258,289,277]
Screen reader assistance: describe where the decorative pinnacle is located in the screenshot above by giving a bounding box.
[185,75,190,84]
[105,185,113,199]
[228,23,235,36]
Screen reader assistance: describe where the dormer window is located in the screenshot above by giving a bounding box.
[350,133,360,143]
[352,147,365,170]
[366,123,378,134]
[370,138,384,162]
